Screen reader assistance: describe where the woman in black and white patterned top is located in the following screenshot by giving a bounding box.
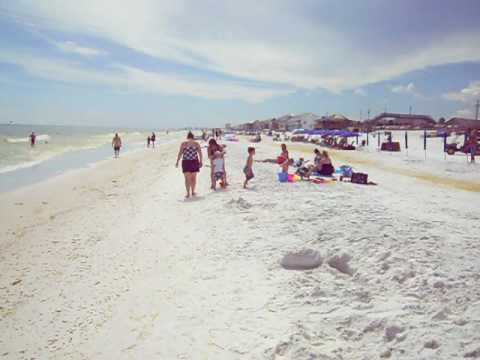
[176,131,203,198]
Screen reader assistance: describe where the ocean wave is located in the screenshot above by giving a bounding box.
[4,134,51,143]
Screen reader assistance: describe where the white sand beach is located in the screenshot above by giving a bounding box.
[1,136,480,359]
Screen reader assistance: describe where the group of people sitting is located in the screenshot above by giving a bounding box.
[259,144,335,180]
[295,148,335,179]
[274,144,334,178]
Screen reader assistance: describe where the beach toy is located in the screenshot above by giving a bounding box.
[287,173,294,182]
[278,172,288,182]
[293,174,301,182]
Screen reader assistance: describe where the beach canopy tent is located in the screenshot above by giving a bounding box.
[291,128,309,135]
[306,129,360,137]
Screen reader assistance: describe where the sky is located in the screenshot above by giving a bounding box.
[0,0,480,128]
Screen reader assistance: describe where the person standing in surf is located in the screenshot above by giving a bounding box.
[29,132,36,147]
[112,133,122,158]
[150,132,156,148]
[176,131,203,198]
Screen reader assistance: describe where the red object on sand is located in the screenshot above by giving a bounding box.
[277,156,286,164]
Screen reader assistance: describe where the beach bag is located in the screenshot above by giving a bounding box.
[351,172,368,184]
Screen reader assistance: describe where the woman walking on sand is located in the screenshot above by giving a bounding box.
[176,131,203,198]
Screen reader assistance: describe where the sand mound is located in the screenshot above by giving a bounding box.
[280,249,322,270]
[384,325,404,342]
[327,253,355,276]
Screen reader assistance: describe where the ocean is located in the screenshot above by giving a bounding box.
[0,124,170,192]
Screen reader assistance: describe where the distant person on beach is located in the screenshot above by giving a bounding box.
[278,143,290,173]
[112,133,122,158]
[208,138,228,189]
[212,151,226,190]
[29,132,36,147]
[318,150,334,175]
[147,136,151,148]
[305,149,322,178]
[151,132,156,148]
[176,131,203,198]
[305,149,334,177]
[243,147,255,188]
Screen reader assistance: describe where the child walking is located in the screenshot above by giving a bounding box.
[243,147,255,188]
[212,151,226,190]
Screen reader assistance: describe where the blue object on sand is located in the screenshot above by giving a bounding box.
[278,172,288,182]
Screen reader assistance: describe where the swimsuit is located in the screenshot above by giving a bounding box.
[212,158,224,180]
[243,166,254,180]
[182,143,200,173]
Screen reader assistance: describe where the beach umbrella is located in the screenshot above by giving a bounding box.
[443,132,448,160]
[405,131,408,157]
[423,129,427,159]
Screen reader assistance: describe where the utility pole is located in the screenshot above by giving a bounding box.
[476,99,479,120]
[367,109,371,121]
[360,110,363,121]
[409,105,412,115]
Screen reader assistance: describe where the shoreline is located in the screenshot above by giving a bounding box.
[0,137,177,193]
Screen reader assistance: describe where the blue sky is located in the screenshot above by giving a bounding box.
[1,0,480,128]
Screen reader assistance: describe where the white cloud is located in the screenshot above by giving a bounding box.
[353,88,366,96]
[443,81,480,102]
[3,1,480,94]
[0,51,291,102]
[52,40,107,57]
[390,82,423,97]
[455,108,474,117]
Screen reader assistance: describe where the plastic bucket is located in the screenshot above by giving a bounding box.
[287,173,294,182]
[278,172,288,182]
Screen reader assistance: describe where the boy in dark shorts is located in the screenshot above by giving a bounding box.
[243,147,255,188]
